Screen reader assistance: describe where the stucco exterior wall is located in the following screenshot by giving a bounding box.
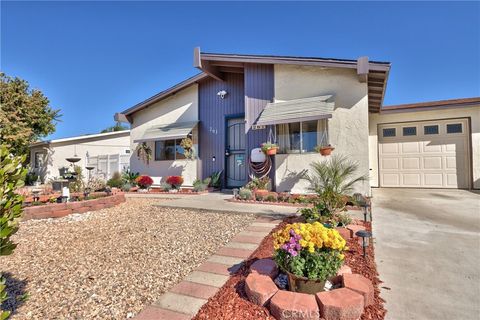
[129,84,199,186]
[30,132,131,182]
[369,105,480,189]
[273,64,370,194]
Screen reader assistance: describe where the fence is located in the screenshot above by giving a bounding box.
[86,153,130,180]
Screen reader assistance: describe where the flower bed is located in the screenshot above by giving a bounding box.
[22,193,126,220]
[193,218,386,320]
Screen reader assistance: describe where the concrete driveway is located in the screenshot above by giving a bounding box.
[372,188,480,320]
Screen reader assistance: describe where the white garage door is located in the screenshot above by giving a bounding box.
[378,119,470,188]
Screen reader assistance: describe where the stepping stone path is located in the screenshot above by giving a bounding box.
[134,216,280,319]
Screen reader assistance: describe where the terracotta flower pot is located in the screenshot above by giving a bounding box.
[319,146,335,156]
[286,271,327,294]
[266,148,278,156]
[255,189,269,197]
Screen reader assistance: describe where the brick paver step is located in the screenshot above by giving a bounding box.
[207,254,244,266]
[170,280,219,300]
[225,241,259,250]
[196,261,242,276]
[185,270,229,287]
[135,305,191,320]
[154,292,206,316]
[216,247,254,259]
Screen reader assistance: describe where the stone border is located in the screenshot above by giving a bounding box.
[22,194,126,220]
[245,259,374,320]
[133,217,282,320]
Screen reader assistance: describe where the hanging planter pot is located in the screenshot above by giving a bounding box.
[261,142,279,156]
[315,145,335,156]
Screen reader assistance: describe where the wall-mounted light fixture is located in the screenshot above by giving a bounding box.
[217,90,228,99]
[212,156,216,162]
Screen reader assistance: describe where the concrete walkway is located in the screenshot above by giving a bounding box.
[126,192,298,218]
[372,188,480,320]
[134,217,281,319]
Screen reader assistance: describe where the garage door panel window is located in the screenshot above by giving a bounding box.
[446,123,463,134]
[424,125,439,135]
[382,128,396,137]
[402,127,417,136]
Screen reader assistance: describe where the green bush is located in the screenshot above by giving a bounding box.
[1,145,28,319]
[68,165,85,193]
[25,172,38,185]
[121,183,132,192]
[193,178,210,192]
[107,171,123,188]
[238,187,253,200]
[209,170,223,189]
[122,169,139,185]
[245,176,270,190]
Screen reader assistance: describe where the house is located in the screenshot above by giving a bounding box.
[115,48,479,193]
[30,130,131,183]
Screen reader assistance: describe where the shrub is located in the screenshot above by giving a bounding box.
[25,171,39,185]
[160,182,172,191]
[121,183,132,192]
[273,222,346,281]
[334,211,352,227]
[1,145,27,319]
[265,192,278,202]
[245,176,270,190]
[277,192,290,202]
[68,165,85,193]
[166,176,183,189]
[303,155,367,214]
[87,177,107,191]
[122,169,139,185]
[255,194,265,202]
[136,175,153,189]
[238,187,253,200]
[193,177,210,192]
[107,172,124,188]
[209,170,223,189]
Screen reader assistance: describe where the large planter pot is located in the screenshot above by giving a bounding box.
[255,189,269,197]
[319,146,335,156]
[286,271,327,294]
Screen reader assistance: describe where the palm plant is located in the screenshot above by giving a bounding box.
[303,155,367,214]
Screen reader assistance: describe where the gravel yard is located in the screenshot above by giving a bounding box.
[1,198,256,319]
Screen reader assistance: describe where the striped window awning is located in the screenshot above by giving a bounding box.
[134,121,198,143]
[255,95,335,126]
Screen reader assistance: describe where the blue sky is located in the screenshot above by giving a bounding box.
[2,1,479,139]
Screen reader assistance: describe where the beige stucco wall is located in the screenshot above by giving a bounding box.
[129,84,199,186]
[274,64,370,195]
[30,132,131,182]
[369,105,480,189]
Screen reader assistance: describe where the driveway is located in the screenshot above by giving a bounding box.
[372,188,480,320]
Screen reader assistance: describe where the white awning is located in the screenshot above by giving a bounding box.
[134,121,198,143]
[255,95,335,126]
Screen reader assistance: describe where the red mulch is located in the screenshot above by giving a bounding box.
[193,218,386,320]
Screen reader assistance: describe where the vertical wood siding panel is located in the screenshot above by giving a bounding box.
[199,73,245,180]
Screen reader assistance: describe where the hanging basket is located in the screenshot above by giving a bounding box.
[318,146,335,156]
[265,147,278,156]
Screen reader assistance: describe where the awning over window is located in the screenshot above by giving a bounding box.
[134,121,198,143]
[255,95,335,126]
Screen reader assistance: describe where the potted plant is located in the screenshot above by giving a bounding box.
[136,142,152,164]
[180,137,195,160]
[273,222,347,294]
[245,176,270,197]
[135,175,153,191]
[261,142,279,156]
[315,144,335,156]
[166,176,184,191]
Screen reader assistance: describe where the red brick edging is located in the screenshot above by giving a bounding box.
[22,194,126,220]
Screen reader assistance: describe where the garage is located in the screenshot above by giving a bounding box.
[378,118,471,188]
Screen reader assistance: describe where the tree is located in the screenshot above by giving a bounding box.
[0,73,61,157]
[100,121,128,133]
[0,145,28,319]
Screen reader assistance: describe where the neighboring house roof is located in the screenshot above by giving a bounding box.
[31,130,131,147]
[381,97,480,113]
[116,48,392,120]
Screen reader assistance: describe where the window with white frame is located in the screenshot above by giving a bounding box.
[276,119,328,154]
[34,152,44,168]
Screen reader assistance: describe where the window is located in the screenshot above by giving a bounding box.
[155,139,186,160]
[34,152,44,168]
[424,125,439,135]
[276,119,328,154]
[446,123,462,134]
[403,127,417,136]
[382,128,396,137]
